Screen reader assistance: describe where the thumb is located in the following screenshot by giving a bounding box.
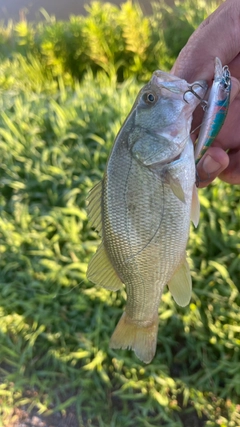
[196,147,229,188]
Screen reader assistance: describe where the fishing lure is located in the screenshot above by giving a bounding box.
[194,57,231,164]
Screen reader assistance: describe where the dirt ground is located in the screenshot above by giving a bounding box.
[3,407,80,427]
[4,405,208,427]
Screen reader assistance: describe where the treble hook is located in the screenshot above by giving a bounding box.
[183,83,205,104]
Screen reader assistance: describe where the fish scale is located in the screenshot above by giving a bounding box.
[87,70,207,363]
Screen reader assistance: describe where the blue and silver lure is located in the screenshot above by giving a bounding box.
[194,57,231,164]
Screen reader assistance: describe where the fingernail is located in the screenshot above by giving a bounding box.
[203,155,221,174]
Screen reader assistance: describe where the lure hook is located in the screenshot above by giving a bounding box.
[183,83,205,104]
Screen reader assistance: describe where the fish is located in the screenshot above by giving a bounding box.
[195,57,231,164]
[86,70,207,364]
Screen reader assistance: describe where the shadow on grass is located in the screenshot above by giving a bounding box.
[1,279,239,427]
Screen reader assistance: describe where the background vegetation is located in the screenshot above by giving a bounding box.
[0,1,239,426]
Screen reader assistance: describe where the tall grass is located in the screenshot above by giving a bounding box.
[0,0,221,82]
[0,1,239,426]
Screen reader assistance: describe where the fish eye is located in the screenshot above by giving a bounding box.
[147,93,155,102]
[143,92,157,105]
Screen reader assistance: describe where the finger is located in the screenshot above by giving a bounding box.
[196,146,229,188]
[228,54,240,79]
[172,0,240,82]
[229,77,240,103]
[219,149,240,184]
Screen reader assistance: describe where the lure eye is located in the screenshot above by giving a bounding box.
[143,92,157,105]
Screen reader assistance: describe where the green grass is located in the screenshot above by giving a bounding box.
[0,0,222,83]
[0,1,239,426]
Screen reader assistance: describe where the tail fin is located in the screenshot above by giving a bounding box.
[109,312,159,364]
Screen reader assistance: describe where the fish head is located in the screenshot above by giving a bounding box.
[141,70,207,121]
[130,71,207,166]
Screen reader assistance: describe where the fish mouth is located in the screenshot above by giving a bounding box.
[152,72,208,101]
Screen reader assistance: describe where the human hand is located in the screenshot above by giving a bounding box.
[172,0,240,187]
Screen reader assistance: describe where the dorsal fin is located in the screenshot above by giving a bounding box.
[86,181,102,235]
[168,257,192,307]
[87,243,123,291]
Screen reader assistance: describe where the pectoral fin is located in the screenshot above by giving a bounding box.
[168,258,192,307]
[191,184,200,227]
[86,181,102,234]
[87,243,123,291]
[166,172,186,203]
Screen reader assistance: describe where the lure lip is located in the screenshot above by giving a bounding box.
[151,71,208,113]
[214,57,224,80]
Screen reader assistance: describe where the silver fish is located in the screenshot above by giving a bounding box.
[87,71,207,363]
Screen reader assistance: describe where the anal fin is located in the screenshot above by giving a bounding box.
[168,257,192,307]
[87,243,123,291]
